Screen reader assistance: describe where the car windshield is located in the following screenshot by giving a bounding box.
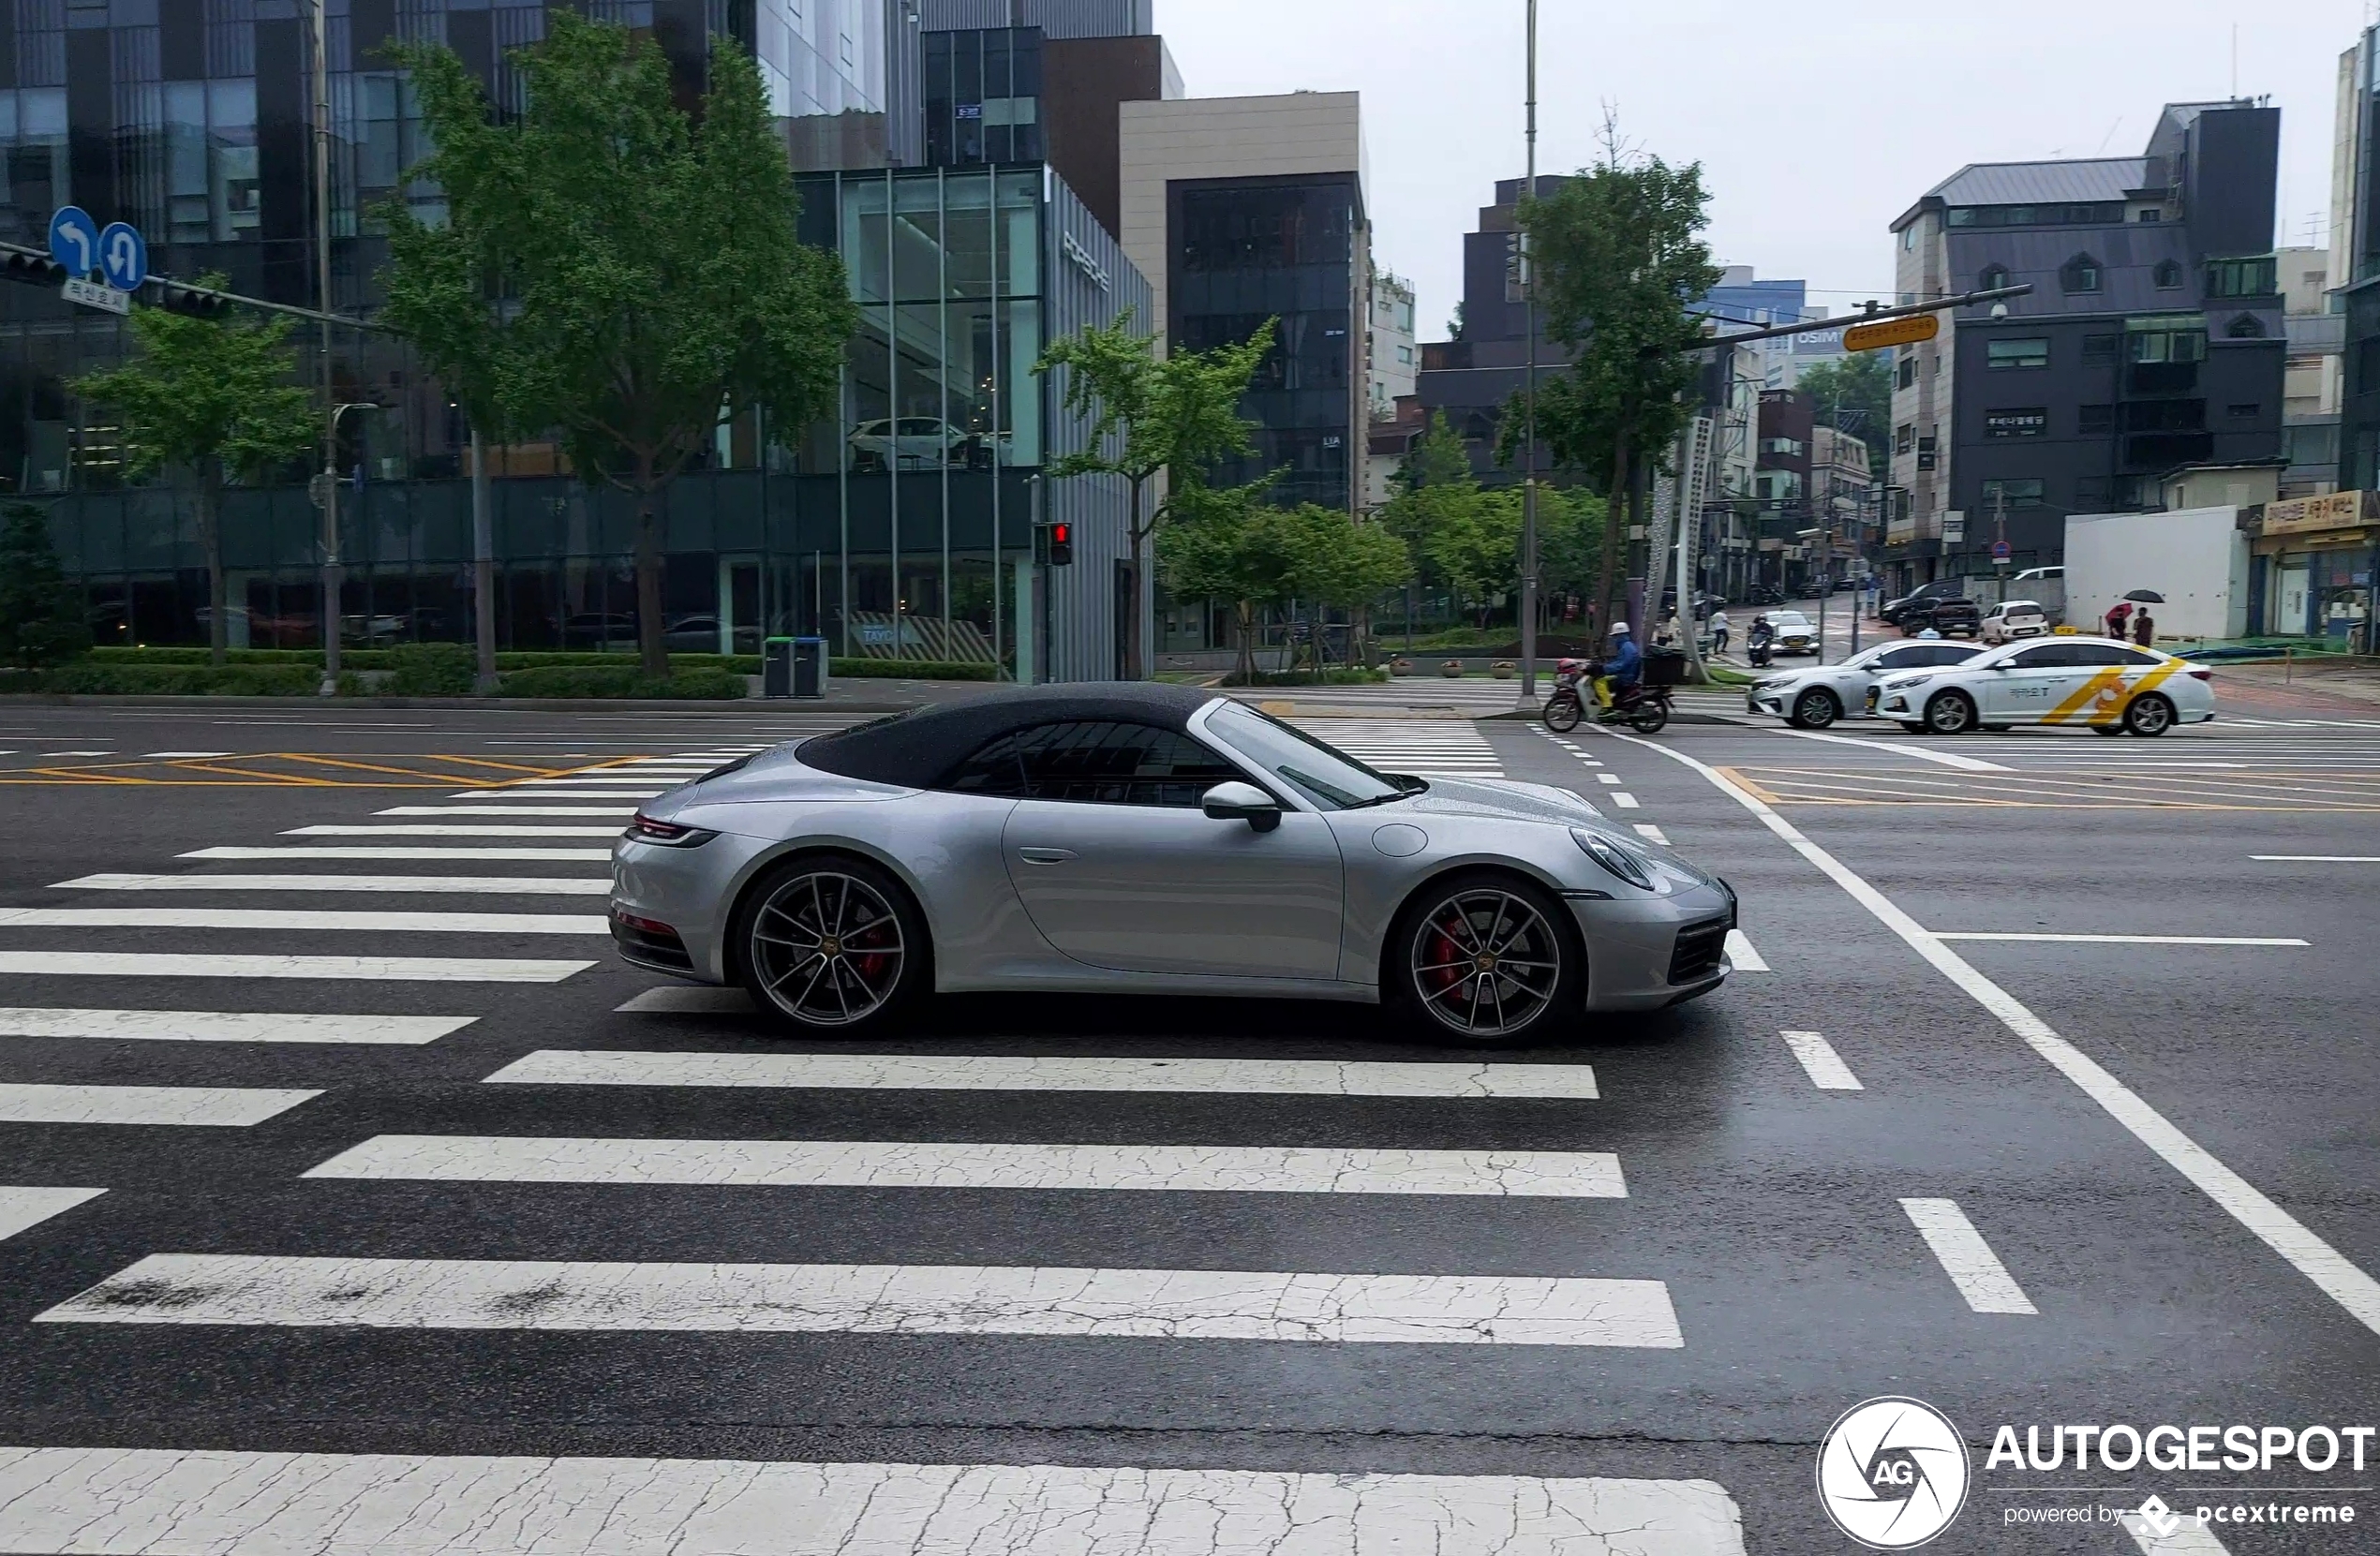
[2003,601,2042,615]
[1772,612,1811,629]
[1205,702,1411,810]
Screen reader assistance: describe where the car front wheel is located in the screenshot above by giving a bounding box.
[1924,689,1978,734]
[736,853,927,1034]
[1789,688,1839,729]
[1392,871,1583,1047]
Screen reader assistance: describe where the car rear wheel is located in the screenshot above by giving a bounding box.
[2123,693,2175,737]
[736,853,927,1034]
[1391,871,1583,1047]
[1924,689,1978,734]
[1789,688,1840,729]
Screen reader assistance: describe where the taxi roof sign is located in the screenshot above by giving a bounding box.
[1842,313,1940,353]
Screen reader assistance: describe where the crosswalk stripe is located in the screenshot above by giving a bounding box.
[0,1187,104,1241]
[56,873,608,896]
[0,1083,319,1126]
[0,907,607,934]
[488,1048,1602,1099]
[0,1008,473,1045]
[305,1134,1629,1196]
[614,985,753,1014]
[40,1253,1686,1345]
[445,789,665,800]
[0,1449,1748,1555]
[0,953,591,982]
[287,824,624,837]
[378,805,638,817]
[183,846,614,862]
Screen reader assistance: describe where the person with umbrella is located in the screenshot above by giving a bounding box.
[2121,589,2164,648]
[2105,600,2134,639]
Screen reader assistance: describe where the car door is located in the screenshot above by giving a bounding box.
[962,719,1348,980]
[1980,642,2085,720]
[2040,643,2164,727]
[1856,645,1931,714]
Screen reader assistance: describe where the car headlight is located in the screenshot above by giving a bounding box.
[1572,828,1654,891]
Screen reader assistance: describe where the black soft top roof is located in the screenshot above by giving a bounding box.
[795,683,1222,789]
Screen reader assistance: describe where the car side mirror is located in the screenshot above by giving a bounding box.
[1988,661,2011,670]
[1202,780,1282,833]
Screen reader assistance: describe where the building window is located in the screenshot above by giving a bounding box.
[1981,478,2047,509]
[2224,314,2266,339]
[1984,408,2047,438]
[2153,259,2183,289]
[2060,254,2103,293]
[1897,356,1917,389]
[1979,263,2012,291]
[2081,333,2121,365]
[2078,404,2114,434]
[2204,256,2277,298]
[1902,226,1916,251]
[2226,402,2261,419]
[1945,202,2125,228]
[2127,319,2207,363]
[1986,337,2050,370]
[1896,422,1915,454]
[1916,434,1938,470]
[2137,208,2163,224]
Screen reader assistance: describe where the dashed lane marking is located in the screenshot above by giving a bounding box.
[1633,824,1670,844]
[1780,1030,1862,1090]
[1900,1198,2038,1315]
[1932,933,2307,947]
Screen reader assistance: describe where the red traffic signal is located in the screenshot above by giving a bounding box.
[1034,520,1075,567]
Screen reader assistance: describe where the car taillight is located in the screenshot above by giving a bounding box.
[627,814,718,846]
[2187,669,2213,681]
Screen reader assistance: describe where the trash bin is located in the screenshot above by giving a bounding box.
[761,637,796,699]
[793,636,827,699]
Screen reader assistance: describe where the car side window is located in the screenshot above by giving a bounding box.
[2066,644,2142,666]
[2006,644,2078,669]
[1872,646,1922,669]
[1919,645,1977,665]
[942,720,1242,808]
[2102,645,2162,666]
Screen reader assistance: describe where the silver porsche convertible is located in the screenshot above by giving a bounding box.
[611,685,1737,1045]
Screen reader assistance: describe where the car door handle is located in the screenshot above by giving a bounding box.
[1016,847,1077,865]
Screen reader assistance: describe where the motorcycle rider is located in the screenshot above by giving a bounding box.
[1597,621,1643,709]
[1747,612,1776,667]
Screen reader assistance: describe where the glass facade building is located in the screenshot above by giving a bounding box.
[1,3,1145,680]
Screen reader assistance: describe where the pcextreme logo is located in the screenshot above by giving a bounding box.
[1816,1397,1971,1549]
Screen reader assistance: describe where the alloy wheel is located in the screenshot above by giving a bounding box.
[1409,887,1563,1038]
[748,869,907,1027]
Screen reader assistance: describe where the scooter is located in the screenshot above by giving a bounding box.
[1542,658,1590,733]
[1746,631,1775,669]
[1543,658,1671,735]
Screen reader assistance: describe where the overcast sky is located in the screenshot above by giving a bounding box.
[1156,0,2368,337]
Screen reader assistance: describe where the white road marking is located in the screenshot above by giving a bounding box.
[0,1008,472,1045]
[1723,929,1768,971]
[446,788,665,799]
[1932,933,2308,947]
[1596,773,1622,785]
[1612,726,2380,1339]
[308,1135,1629,1197]
[42,1253,1686,1345]
[57,872,607,896]
[0,1449,1748,1556]
[1779,1030,1862,1090]
[614,985,753,1014]
[39,749,112,756]
[0,953,590,983]
[377,805,638,817]
[184,846,613,862]
[2251,855,2380,863]
[1633,824,1671,844]
[1614,793,1641,808]
[0,1083,319,1126]
[288,824,624,837]
[0,1187,104,1241]
[1900,1197,2038,1314]
[490,1048,1603,1099]
[0,907,607,935]
[141,749,232,758]
[1778,728,2015,771]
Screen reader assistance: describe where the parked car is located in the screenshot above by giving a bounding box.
[1919,600,1983,639]
[558,613,640,647]
[847,418,980,472]
[1881,580,1967,629]
[1980,600,2051,645]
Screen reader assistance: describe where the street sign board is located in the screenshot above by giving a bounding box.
[1841,313,1940,353]
[61,277,129,316]
[47,206,97,277]
[1991,540,2013,562]
[97,221,147,291]
[1942,511,1966,542]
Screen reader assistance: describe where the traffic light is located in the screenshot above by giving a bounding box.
[1043,520,1073,567]
[1,251,66,289]
[158,282,231,319]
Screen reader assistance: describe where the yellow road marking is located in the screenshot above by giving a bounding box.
[0,752,609,788]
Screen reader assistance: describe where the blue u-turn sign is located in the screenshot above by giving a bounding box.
[47,206,97,277]
[98,222,148,291]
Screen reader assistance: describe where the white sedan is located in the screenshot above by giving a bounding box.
[1873,639,2216,736]
[1980,600,2051,645]
[1765,610,1821,656]
[1746,640,1983,729]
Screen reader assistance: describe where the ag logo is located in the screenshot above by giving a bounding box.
[1816,1396,1971,1549]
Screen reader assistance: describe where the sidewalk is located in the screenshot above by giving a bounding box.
[2209,657,2380,714]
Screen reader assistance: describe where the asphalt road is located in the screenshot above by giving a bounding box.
[0,696,2375,1554]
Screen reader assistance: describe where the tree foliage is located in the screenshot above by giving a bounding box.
[1378,412,1600,628]
[1034,309,1275,676]
[0,503,89,671]
[72,285,316,664]
[380,11,855,674]
[1160,490,1408,681]
[1792,349,1893,471]
[1518,130,1721,627]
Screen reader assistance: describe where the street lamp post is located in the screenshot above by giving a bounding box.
[316,401,379,695]
[1518,0,1540,704]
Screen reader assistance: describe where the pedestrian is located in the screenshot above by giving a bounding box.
[1709,608,1732,656]
[2105,600,2134,639]
[2132,608,2155,649]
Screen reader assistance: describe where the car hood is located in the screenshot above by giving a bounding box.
[1393,776,1610,826]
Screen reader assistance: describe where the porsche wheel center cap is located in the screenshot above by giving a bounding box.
[821,937,842,956]
[1474,953,1497,972]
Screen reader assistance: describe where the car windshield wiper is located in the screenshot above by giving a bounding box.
[1343,774,1425,808]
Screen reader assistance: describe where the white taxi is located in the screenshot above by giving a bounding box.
[1873,639,2215,736]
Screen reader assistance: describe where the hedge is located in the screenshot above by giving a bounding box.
[89,645,765,674]
[0,661,330,695]
[385,642,478,696]
[494,664,746,700]
[829,658,998,681]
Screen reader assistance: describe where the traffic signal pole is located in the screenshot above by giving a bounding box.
[1517,0,1540,705]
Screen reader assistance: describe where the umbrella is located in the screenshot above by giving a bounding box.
[2123,589,2165,603]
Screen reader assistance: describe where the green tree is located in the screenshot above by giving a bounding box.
[1377,411,1480,608]
[0,503,89,671]
[73,287,316,665]
[1792,350,1893,471]
[1533,484,1607,612]
[381,12,855,676]
[1158,484,1303,684]
[1034,310,1276,678]
[1423,485,1526,627]
[1519,137,1722,630]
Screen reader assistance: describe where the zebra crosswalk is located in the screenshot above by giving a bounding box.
[0,728,1759,1551]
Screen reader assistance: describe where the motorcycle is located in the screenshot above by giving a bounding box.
[1746,630,1775,669]
[1542,657,1672,735]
